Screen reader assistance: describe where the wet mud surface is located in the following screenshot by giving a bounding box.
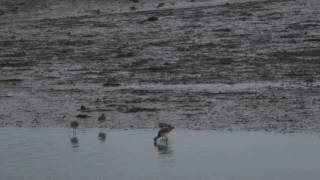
[0,0,320,132]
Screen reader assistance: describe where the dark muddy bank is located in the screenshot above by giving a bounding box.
[0,0,319,132]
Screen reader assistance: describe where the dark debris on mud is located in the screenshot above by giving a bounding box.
[0,0,320,133]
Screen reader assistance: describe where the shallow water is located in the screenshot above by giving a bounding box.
[1,128,320,180]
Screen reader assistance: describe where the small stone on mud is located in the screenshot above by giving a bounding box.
[15,121,23,127]
[103,82,121,87]
[80,105,87,111]
[76,114,90,119]
[93,9,101,15]
[103,78,121,87]
[31,119,40,125]
[147,16,158,21]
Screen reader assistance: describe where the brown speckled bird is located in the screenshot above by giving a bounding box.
[154,126,174,143]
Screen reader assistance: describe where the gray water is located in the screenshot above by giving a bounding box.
[1,128,320,180]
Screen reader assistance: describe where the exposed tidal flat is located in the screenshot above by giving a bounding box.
[0,0,320,132]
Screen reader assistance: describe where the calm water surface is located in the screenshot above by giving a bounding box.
[1,128,320,180]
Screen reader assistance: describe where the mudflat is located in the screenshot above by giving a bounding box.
[0,0,319,133]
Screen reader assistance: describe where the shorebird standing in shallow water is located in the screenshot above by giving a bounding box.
[97,113,107,142]
[154,126,174,144]
[98,113,106,124]
[70,121,79,136]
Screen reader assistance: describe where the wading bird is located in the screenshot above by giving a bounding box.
[98,113,106,124]
[154,126,174,144]
[70,121,79,136]
[97,113,107,142]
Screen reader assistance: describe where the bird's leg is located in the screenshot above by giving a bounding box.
[163,135,168,143]
[165,136,168,144]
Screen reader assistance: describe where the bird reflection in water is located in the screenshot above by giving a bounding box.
[154,140,173,155]
[70,136,79,148]
[69,121,79,148]
[98,131,107,142]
